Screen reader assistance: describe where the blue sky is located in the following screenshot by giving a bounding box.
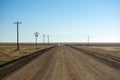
[0,0,120,43]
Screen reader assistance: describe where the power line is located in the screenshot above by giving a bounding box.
[14,21,22,51]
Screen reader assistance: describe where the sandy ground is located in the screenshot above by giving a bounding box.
[1,45,120,80]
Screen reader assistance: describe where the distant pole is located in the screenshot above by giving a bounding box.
[88,35,89,46]
[14,21,22,50]
[47,35,49,46]
[34,32,39,49]
[43,35,45,46]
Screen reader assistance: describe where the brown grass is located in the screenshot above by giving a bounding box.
[74,46,120,62]
[0,45,51,65]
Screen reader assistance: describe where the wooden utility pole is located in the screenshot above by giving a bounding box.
[14,21,22,50]
[34,32,39,49]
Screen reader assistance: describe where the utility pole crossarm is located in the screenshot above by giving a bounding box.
[34,32,39,37]
[14,21,22,24]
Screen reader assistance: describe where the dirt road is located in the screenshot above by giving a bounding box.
[1,46,120,80]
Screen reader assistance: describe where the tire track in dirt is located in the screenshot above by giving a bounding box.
[39,46,69,80]
[69,46,120,71]
[0,46,55,79]
[30,47,59,80]
[66,46,120,80]
[1,47,58,80]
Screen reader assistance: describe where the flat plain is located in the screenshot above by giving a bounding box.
[0,44,120,80]
[0,44,50,65]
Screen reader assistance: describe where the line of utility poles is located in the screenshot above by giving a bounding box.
[42,35,50,46]
[13,20,51,50]
[14,21,22,51]
[34,32,39,49]
[34,33,50,49]
[13,21,91,49]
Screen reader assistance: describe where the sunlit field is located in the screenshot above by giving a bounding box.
[0,44,51,65]
[73,45,120,62]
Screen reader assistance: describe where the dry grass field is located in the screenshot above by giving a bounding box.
[0,44,50,65]
[73,45,120,62]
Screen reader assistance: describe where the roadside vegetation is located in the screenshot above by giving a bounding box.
[0,45,51,65]
[74,46,120,62]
